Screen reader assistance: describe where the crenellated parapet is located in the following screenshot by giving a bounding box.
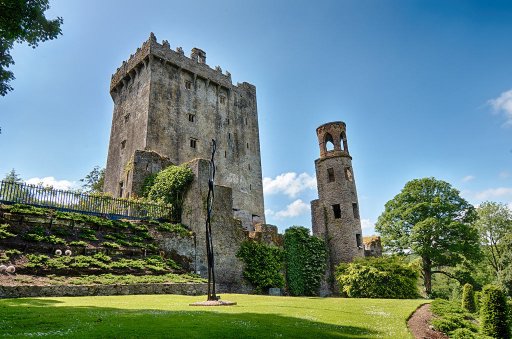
[110,32,240,94]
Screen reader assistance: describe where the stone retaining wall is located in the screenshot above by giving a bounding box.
[0,283,222,299]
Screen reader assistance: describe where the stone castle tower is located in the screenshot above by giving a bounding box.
[104,33,265,230]
[311,121,364,290]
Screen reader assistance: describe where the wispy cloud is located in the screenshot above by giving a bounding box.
[462,175,475,183]
[474,187,512,200]
[263,172,316,198]
[488,89,512,126]
[500,171,510,179]
[25,177,77,190]
[360,218,374,231]
[266,199,310,219]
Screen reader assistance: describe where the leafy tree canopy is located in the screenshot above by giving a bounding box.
[0,0,63,95]
[80,166,104,193]
[475,201,512,295]
[375,177,480,296]
[3,168,22,183]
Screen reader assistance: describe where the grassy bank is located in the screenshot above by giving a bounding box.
[0,294,425,338]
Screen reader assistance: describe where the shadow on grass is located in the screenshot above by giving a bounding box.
[0,298,378,338]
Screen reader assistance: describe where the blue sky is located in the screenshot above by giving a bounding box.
[1,0,511,234]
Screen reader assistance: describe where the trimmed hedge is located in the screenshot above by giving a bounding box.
[462,283,476,313]
[480,284,510,339]
[284,226,327,296]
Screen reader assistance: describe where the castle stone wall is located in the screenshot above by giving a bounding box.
[104,33,265,229]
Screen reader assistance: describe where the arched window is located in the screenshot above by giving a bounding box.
[325,133,334,151]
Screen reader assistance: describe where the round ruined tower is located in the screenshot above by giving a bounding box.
[311,121,364,292]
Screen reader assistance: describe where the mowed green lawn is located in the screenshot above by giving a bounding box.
[0,294,426,338]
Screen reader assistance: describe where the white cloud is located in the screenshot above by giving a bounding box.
[462,175,475,182]
[500,171,510,179]
[488,89,512,126]
[263,172,316,198]
[360,218,374,231]
[267,199,310,219]
[474,187,512,200]
[25,177,77,191]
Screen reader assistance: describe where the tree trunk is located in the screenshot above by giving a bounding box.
[423,257,432,297]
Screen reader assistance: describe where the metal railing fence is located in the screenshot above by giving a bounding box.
[0,180,175,221]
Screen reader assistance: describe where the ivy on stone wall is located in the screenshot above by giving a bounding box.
[146,165,194,221]
[236,240,284,294]
[284,226,327,296]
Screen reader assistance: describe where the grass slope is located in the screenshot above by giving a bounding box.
[0,294,425,338]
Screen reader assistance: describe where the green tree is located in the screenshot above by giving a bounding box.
[0,0,63,96]
[375,177,480,296]
[0,169,23,201]
[474,202,512,294]
[80,166,105,193]
[3,168,22,183]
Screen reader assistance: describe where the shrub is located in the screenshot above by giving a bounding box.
[283,226,327,296]
[480,284,510,339]
[236,240,284,294]
[0,223,15,239]
[462,283,476,313]
[102,242,121,249]
[79,228,97,241]
[156,223,192,237]
[431,299,480,337]
[450,328,479,339]
[335,256,419,299]
[68,240,88,247]
[474,291,481,313]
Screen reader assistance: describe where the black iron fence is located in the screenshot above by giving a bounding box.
[0,181,175,221]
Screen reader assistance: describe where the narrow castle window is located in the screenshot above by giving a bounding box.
[246,142,249,149]
[124,114,130,123]
[352,203,359,219]
[185,80,192,90]
[190,138,197,149]
[332,204,341,219]
[327,168,335,182]
[121,140,126,149]
[119,182,124,198]
[224,150,227,158]
[250,184,252,190]
[356,234,362,248]
[227,118,230,125]
[220,96,226,104]
[345,167,353,182]
[228,133,231,140]
[245,117,248,125]
[188,114,195,122]
[248,164,251,170]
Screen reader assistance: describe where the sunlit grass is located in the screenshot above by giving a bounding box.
[0,294,426,338]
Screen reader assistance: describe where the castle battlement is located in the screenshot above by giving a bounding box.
[110,32,240,93]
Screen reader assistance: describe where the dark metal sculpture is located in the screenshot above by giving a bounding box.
[205,139,218,301]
